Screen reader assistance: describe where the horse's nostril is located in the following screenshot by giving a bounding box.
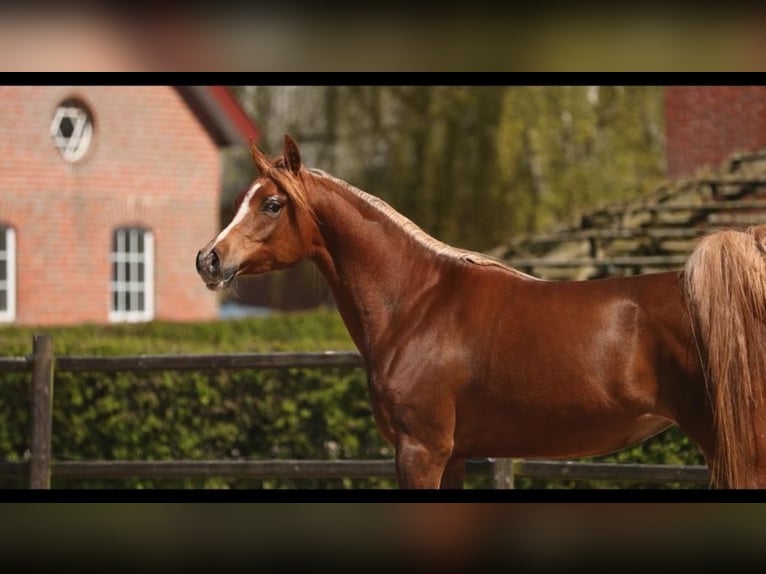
[196,249,221,277]
[208,249,220,273]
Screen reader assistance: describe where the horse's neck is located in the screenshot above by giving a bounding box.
[308,179,445,356]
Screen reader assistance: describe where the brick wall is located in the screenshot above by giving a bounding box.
[665,86,766,178]
[0,86,220,325]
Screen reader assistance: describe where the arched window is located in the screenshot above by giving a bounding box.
[109,227,154,322]
[0,226,15,322]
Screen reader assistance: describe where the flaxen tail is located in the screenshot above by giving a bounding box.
[682,225,766,488]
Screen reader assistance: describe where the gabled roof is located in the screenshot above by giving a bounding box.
[175,86,260,147]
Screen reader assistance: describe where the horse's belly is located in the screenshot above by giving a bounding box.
[453,411,673,459]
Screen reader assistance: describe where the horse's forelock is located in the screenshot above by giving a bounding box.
[265,162,317,224]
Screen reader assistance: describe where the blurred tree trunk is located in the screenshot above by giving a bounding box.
[319,86,338,173]
[523,126,546,233]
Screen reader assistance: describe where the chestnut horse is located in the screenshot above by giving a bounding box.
[196,135,766,489]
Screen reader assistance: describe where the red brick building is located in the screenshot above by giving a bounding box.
[0,86,258,325]
[665,86,766,178]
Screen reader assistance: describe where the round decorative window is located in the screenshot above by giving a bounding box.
[51,99,93,162]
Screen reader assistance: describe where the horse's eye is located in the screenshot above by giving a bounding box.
[262,199,282,215]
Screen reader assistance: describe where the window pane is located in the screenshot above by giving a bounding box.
[0,259,5,280]
[110,228,152,321]
[2,289,9,311]
[0,230,5,251]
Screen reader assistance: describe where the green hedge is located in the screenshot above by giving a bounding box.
[0,309,704,489]
[0,309,397,488]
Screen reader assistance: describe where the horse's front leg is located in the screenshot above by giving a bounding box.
[440,457,466,489]
[371,368,460,489]
[395,435,453,488]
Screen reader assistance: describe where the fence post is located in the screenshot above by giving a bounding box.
[493,458,515,489]
[29,334,54,489]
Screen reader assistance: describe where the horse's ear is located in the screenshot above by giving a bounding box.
[283,134,302,175]
[249,138,271,175]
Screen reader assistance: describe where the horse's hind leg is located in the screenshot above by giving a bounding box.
[440,457,465,489]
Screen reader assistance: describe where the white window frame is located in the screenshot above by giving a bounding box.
[108,228,154,323]
[51,100,93,163]
[0,227,16,323]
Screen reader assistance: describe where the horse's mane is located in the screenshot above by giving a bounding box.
[306,168,538,280]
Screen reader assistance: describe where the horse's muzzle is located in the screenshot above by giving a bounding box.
[196,247,219,274]
[196,248,236,290]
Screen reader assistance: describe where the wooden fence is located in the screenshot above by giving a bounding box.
[0,334,710,489]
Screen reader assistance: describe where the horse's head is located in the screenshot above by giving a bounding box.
[196,134,318,290]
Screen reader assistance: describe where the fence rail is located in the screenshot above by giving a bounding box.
[0,334,710,488]
[0,459,398,480]
[0,350,364,373]
[0,458,709,483]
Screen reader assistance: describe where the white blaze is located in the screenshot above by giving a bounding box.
[211,182,261,248]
